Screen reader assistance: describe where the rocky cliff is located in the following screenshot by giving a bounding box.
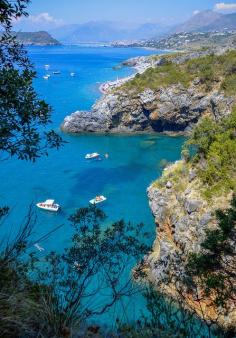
[62,84,233,134]
[146,160,236,330]
[61,51,235,134]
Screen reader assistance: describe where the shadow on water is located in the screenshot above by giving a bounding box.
[70,162,145,194]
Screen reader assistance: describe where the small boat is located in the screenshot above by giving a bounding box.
[43,75,49,80]
[89,196,107,205]
[44,64,50,70]
[53,71,61,75]
[85,152,100,160]
[70,72,76,77]
[36,199,60,212]
[34,243,45,252]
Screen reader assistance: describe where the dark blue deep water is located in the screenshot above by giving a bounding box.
[0,46,185,323]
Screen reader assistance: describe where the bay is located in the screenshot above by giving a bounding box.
[0,46,185,323]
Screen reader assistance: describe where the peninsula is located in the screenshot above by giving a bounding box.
[61,49,235,134]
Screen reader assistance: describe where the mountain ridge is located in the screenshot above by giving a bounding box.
[49,10,236,44]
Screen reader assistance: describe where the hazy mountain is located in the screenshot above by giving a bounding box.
[173,10,223,33]
[203,13,236,31]
[172,10,236,34]
[49,11,236,44]
[50,21,167,43]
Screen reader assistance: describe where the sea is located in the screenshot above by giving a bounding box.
[0,45,185,325]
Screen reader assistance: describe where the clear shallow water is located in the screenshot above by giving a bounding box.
[0,46,185,323]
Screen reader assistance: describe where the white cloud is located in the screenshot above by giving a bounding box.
[14,12,64,31]
[28,13,63,26]
[214,2,236,12]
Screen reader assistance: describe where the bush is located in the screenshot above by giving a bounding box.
[185,108,236,198]
[121,50,236,96]
[186,195,236,307]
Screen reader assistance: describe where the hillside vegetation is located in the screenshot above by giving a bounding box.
[121,50,236,96]
[185,107,236,199]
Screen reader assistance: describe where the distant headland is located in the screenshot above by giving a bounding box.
[14,31,61,46]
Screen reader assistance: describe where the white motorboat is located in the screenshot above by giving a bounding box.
[85,152,100,160]
[44,64,50,70]
[53,71,61,74]
[43,75,49,80]
[36,199,60,212]
[89,196,107,205]
[70,72,76,77]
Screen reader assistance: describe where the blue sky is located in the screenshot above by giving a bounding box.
[15,1,236,30]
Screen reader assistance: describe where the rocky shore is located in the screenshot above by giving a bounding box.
[146,160,236,330]
[99,56,155,94]
[61,48,236,331]
[61,50,234,135]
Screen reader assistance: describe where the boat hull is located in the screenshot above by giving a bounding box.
[85,153,100,159]
[89,197,107,205]
[36,203,60,212]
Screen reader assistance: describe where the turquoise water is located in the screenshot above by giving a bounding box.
[0,46,185,322]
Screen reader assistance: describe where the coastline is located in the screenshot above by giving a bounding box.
[98,49,182,94]
[99,53,165,94]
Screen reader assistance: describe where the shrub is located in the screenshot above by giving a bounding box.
[185,108,236,198]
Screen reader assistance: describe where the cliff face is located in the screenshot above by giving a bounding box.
[62,84,234,134]
[61,51,235,134]
[147,161,236,329]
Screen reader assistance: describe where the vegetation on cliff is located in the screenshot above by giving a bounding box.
[184,107,236,198]
[187,195,236,309]
[149,105,236,334]
[121,50,236,97]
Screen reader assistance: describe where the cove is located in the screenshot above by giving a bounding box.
[0,46,185,322]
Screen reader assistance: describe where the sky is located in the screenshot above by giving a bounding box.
[14,1,236,31]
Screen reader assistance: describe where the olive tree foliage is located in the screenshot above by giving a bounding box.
[35,207,151,331]
[0,0,63,161]
[0,206,152,337]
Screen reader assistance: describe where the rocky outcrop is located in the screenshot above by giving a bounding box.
[62,84,234,134]
[61,49,235,134]
[61,49,235,135]
[146,161,236,330]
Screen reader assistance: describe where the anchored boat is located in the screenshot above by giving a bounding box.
[89,196,107,205]
[36,199,60,212]
[85,152,100,160]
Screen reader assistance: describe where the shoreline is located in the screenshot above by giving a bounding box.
[99,53,164,94]
[98,49,180,94]
[61,126,188,138]
[99,63,147,94]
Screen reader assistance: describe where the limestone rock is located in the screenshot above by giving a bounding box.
[185,199,202,214]
[61,51,235,135]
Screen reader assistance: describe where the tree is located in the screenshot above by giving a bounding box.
[187,195,236,310]
[0,0,63,161]
[0,206,152,337]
